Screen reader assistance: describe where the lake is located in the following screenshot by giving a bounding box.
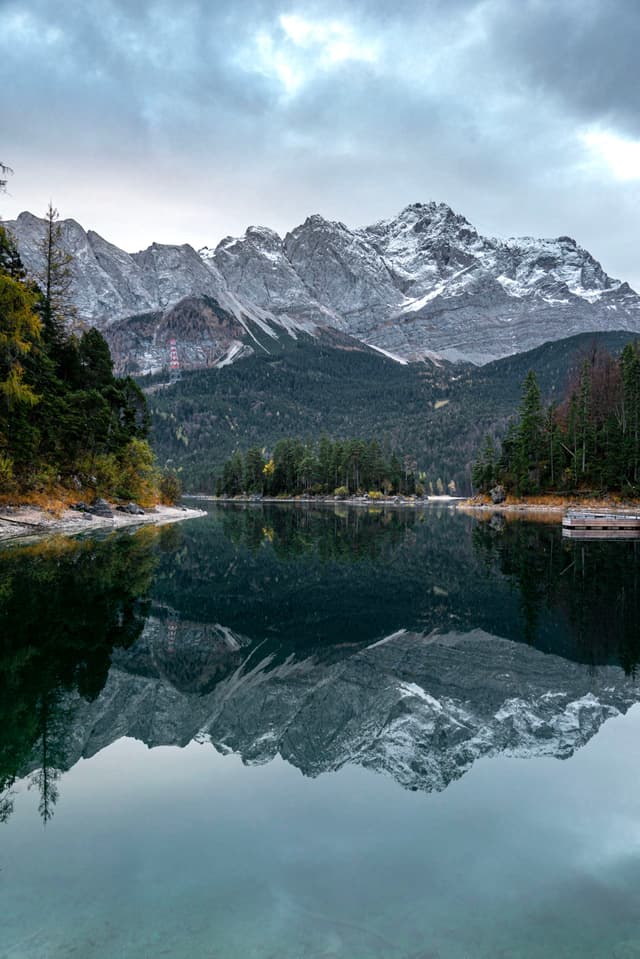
[2,503,640,959]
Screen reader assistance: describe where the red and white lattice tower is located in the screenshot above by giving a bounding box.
[169,337,180,374]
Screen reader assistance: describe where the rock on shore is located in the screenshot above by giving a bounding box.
[0,503,206,544]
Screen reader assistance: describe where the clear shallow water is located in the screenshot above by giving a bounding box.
[2,504,640,959]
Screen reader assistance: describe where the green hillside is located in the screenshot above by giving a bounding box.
[146,330,636,493]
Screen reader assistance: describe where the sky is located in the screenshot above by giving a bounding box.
[1,0,639,286]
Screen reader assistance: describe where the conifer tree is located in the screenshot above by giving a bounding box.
[621,343,640,486]
[38,203,76,357]
[515,371,544,493]
[317,435,333,491]
[576,359,593,478]
[545,403,563,489]
[0,277,41,420]
[0,226,26,281]
[244,447,265,493]
[472,434,497,492]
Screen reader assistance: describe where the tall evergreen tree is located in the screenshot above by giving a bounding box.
[515,371,544,493]
[38,203,76,360]
[244,447,265,493]
[576,359,593,478]
[621,343,640,487]
[0,226,26,281]
[472,434,497,493]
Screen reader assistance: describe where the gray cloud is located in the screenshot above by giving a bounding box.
[1,0,639,286]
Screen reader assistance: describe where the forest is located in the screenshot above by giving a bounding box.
[473,341,640,496]
[148,327,636,495]
[215,436,445,497]
[0,201,177,504]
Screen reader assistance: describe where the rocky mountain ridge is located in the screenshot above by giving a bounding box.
[5,202,640,372]
[34,620,640,795]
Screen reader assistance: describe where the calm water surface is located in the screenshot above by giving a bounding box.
[2,504,640,959]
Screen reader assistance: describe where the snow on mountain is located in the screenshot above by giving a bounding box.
[3,211,325,374]
[5,202,640,371]
[362,201,494,297]
[30,622,640,795]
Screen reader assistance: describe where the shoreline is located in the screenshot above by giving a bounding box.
[457,495,640,521]
[185,494,463,509]
[0,504,207,545]
[185,493,640,521]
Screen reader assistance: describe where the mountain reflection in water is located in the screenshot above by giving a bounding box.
[2,504,640,823]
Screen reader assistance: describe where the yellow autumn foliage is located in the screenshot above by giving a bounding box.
[0,273,42,409]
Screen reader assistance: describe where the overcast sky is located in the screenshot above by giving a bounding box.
[1,0,639,285]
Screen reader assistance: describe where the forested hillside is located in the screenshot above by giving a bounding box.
[0,209,168,504]
[474,341,640,496]
[148,330,636,493]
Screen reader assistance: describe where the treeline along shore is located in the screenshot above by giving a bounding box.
[0,206,182,512]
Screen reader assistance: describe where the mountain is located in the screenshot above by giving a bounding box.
[5,203,640,373]
[3,211,322,375]
[148,329,636,492]
[10,502,640,800]
[30,618,640,794]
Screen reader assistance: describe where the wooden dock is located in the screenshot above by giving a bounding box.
[562,509,640,539]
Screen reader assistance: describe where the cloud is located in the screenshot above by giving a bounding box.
[580,128,640,182]
[247,13,380,95]
[1,0,639,287]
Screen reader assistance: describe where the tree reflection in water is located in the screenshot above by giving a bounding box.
[472,518,640,673]
[0,528,161,823]
[3,507,640,826]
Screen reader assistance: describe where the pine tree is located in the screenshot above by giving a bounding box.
[472,434,497,492]
[77,328,114,390]
[222,451,244,495]
[576,359,593,480]
[621,343,640,487]
[0,226,26,281]
[297,450,317,491]
[317,435,333,492]
[515,371,544,493]
[38,203,76,358]
[544,403,564,490]
[244,447,265,493]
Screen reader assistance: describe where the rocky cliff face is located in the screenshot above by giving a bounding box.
[5,211,228,322]
[48,620,640,794]
[5,202,640,371]
[104,296,258,376]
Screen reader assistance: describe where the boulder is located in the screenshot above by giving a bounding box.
[116,502,146,515]
[490,485,506,504]
[89,497,114,518]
